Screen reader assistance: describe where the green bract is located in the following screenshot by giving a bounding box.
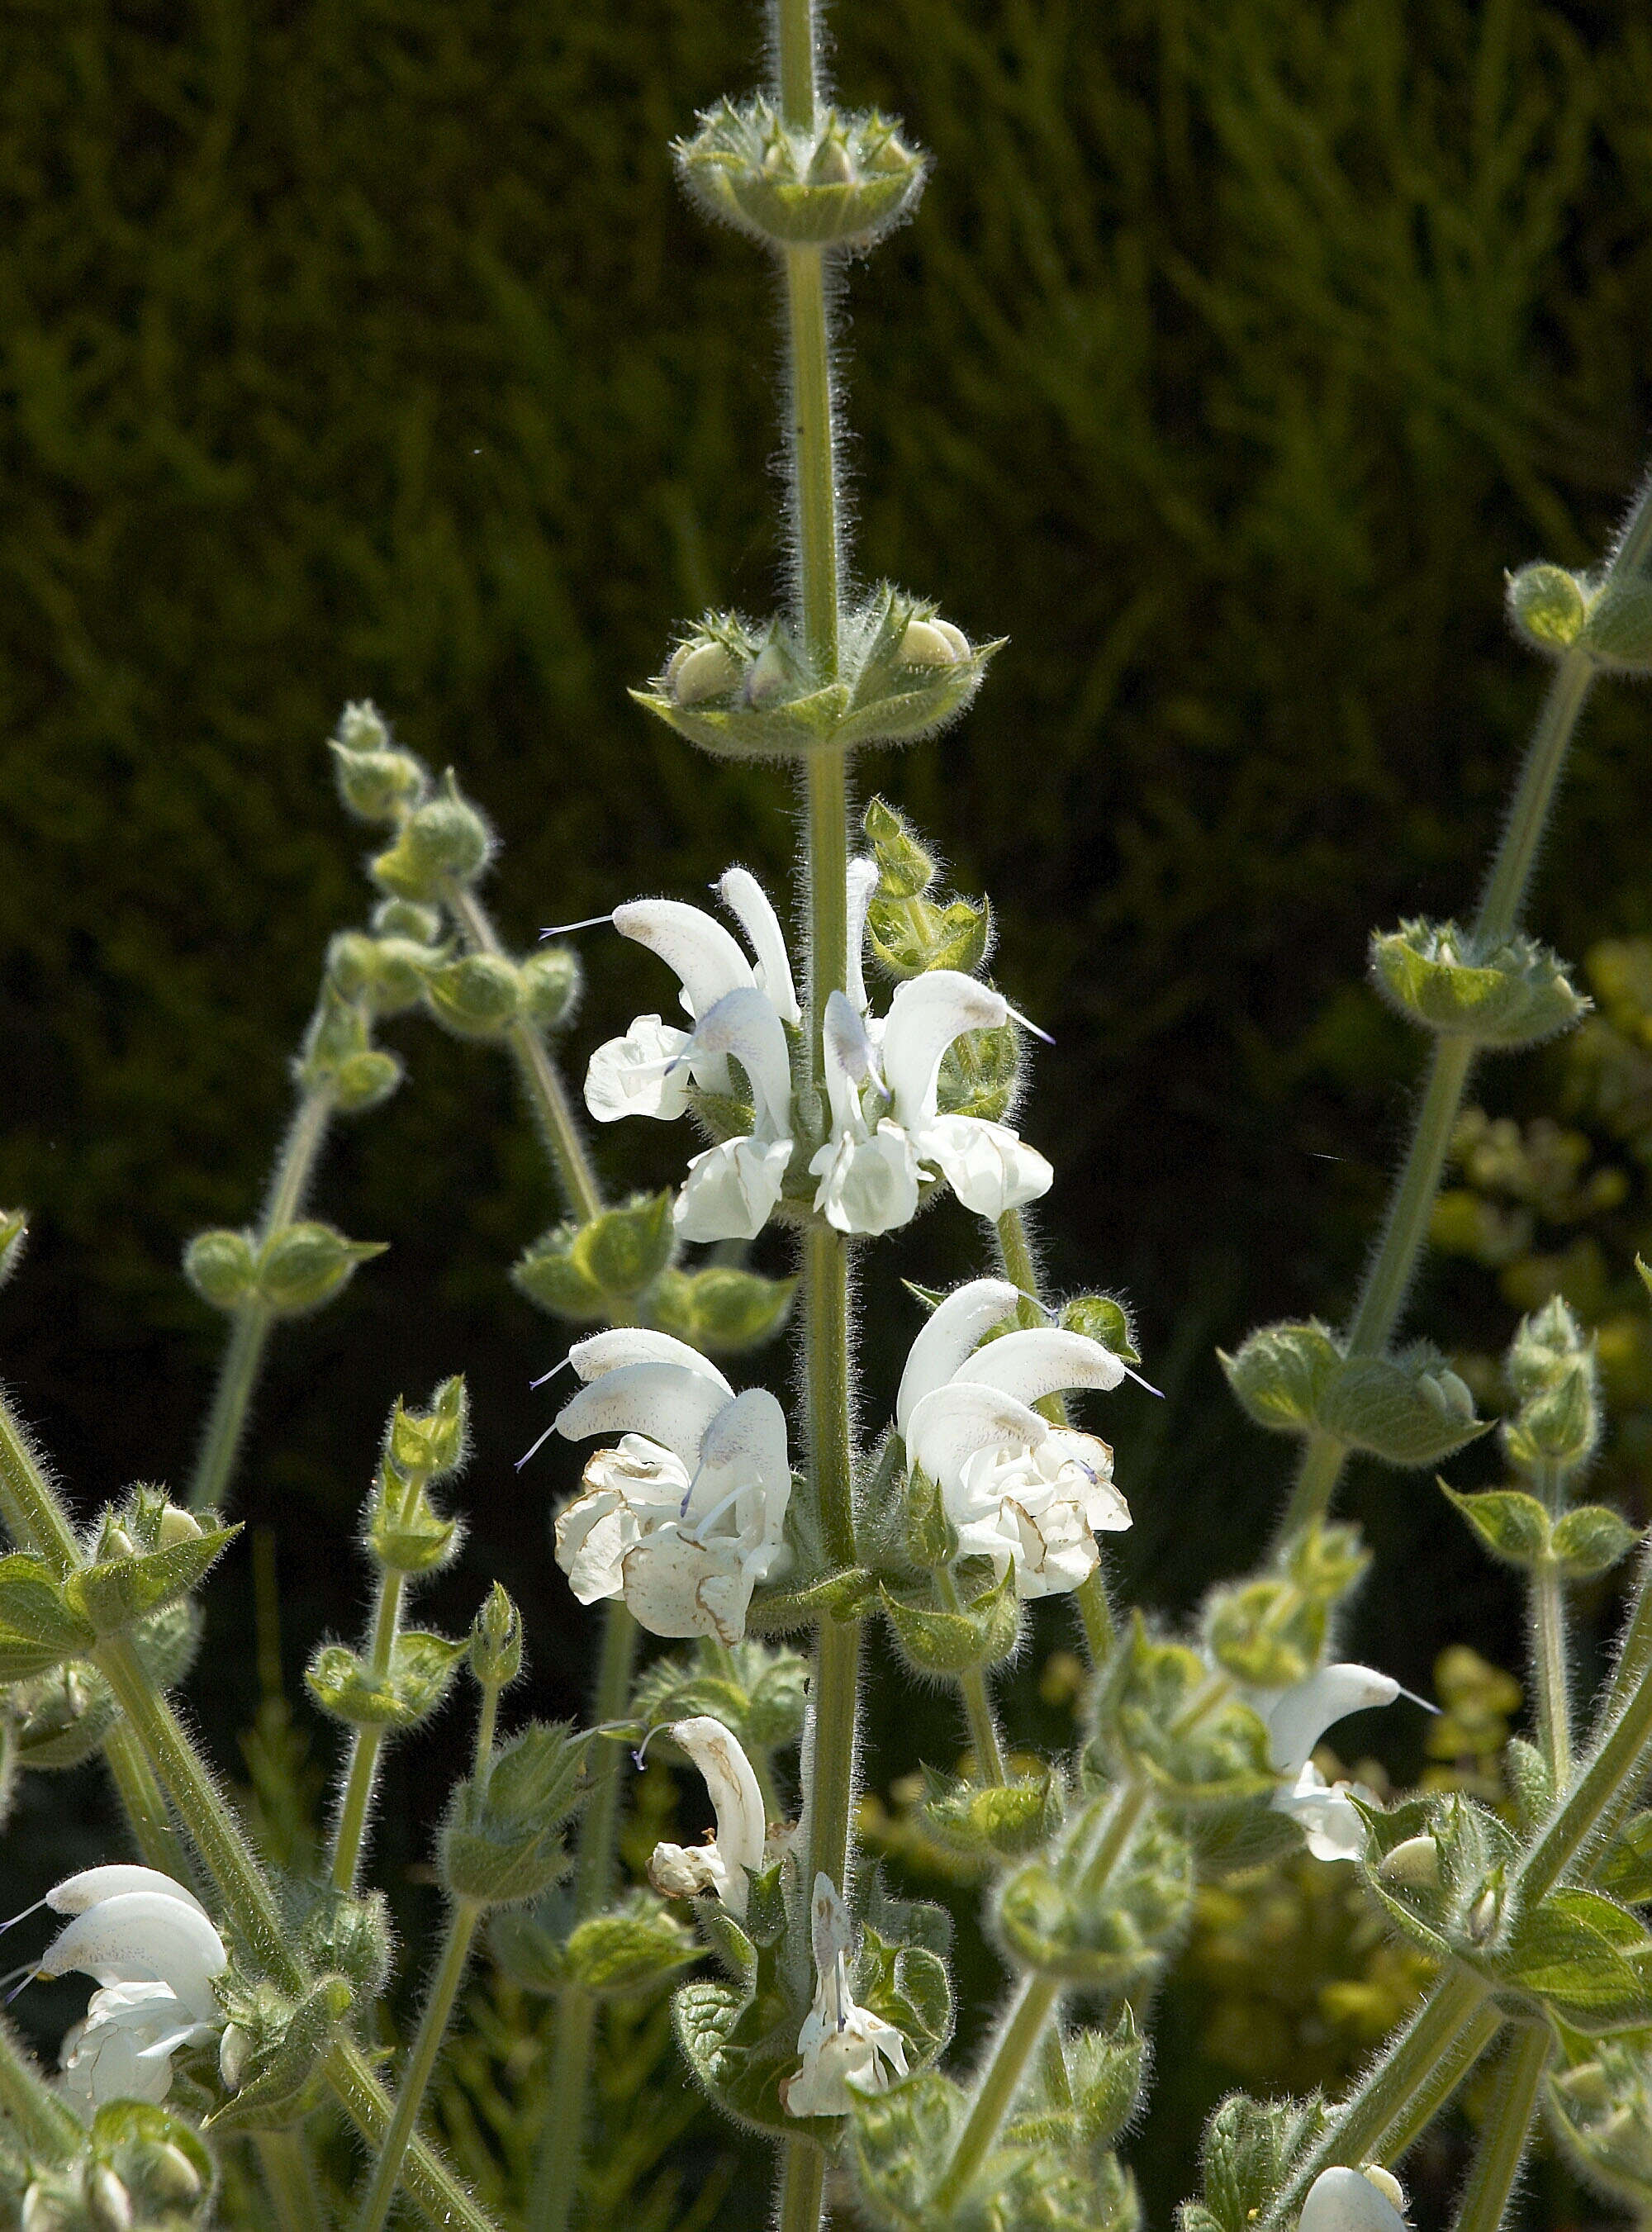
[675,97,927,249]
[254,1222,387,1315]
[1442,1482,1640,1579]
[1370,917,1588,1046]
[882,1570,1018,1674]
[1220,1321,1486,1466]
[1103,1620,1275,1803]
[304,1630,468,1728]
[209,1978,355,2133]
[1507,560,1588,651]
[438,1720,590,1905]
[996,1801,1194,1987]
[633,588,1002,761]
[491,1891,700,2002]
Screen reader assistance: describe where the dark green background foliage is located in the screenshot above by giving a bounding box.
[2,0,1651,2188]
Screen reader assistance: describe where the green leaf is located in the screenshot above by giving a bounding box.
[303,1628,467,1728]
[64,1527,240,1638]
[1200,2092,1329,2232]
[1553,1505,1642,1580]
[1106,1617,1275,1804]
[0,1555,95,1656]
[525,1895,702,2002]
[1059,1294,1140,1365]
[12,1665,121,1769]
[1317,1345,1486,1466]
[882,1570,1019,1673]
[850,2073,966,2232]
[1441,1484,1551,1569]
[1504,1738,1556,1840]
[997,1802,1193,1988]
[1218,1321,1341,1434]
[207,1978,354,2133]
[922,1764,1064,1859]
[745,1565,878,1632]
[1598,1814,1652,1906]
[672,1975,828,2140]
[1502,1891,1652,2029]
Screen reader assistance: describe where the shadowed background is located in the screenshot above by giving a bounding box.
[3,0,1652,2212]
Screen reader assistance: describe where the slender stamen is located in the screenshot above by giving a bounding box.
[529,1356,577,1391]
[2,1965,38,2006]
[677,1463,707,1519]
[539,914,615,939]
[515,1419,564,1472]
[1121,1363,1165,1399]
[684,1481,748,1542]
[1398,1685,1442,1717]
[0,1897,48,1940]
[1007,1004,1056,1047]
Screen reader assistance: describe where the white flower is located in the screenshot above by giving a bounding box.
[781,1874,909,2118]
[35,1865,225,2108]
[551,1330,791,1641]
[896,1280,1132,1599]
[586,865,1052,1241]
[647,1716,768,1919]
[1243,1663,1401,1864]
[1298,2166,1409,2232]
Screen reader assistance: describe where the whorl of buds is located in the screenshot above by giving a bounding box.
[675,97,927,249]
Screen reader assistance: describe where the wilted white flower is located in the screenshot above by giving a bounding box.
[584,865,1052,1240]
[781,1874,908,2118]
[647,1716,767,1919]
[551,1330,791,1641]
[32,1865,225,2108]
[896,1279,1133,1599]
[1243,1663,1401,1864]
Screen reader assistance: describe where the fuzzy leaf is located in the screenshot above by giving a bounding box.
[1441,1484,1552,1569]
[1553,1505,1642,1580]
[882,1570,1018,1673]
[64,1527,239,1638]
[304,1629,467,1728]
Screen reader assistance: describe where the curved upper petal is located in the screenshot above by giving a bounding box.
[568,1331,733,1399]
[669,1716,767,1888]
[880,971,1008,1129]
[845,858,879,1016]
[955,1327,1126,1408]
[46,1866,211,1922]
[612,900,755,1021]
[40,1892,227,2020]
[720,868,801,1026]
[821,989,879,1136]
[555,1364,732,1467]
[894,1279,1021,1439]
[919,1114,1053,1218]
[1256,1664,1401,1778]
[686,988,794,1137]
[697,1386,790,1502]
[906,1381,1050,1496]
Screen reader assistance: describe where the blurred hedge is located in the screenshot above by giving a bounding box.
[2,0,1652,1688]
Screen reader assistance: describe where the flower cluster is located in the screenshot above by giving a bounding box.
[551,1328,792,1641]
[1243,1663,1401,1864]
[33,1866,226,2110]
[897,1277,1133,1598]
[583,867,1051,1240]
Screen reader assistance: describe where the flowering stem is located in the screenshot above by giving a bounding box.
[929,1975,1061,2214]
[935,1567,1006,1782]
[1530,1567,1573,1791]
[256,2132,329,2232]
[1270,1969,1497,2223]
[329,1463,430,1892]
[1450,2025,1550,2232]
[354,1894,484,2232]
[443,881,605,1224]
[190,1084,334,1513]
[1521,1650,1652,1900]
[103,1724,191,1879]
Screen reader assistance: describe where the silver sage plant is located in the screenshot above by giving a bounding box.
[4,5,1652,2232]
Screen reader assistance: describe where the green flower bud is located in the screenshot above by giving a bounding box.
[387,1375,468,1478]
[332,1047,404,1114]
[329,702,428,821]
[370,771,493,898]
[1377,1835,1441,1888]
[511,1225,606,1321]
[869,894,993,981]
[863,796,937,899]
[295,1886,393,1999]
[157,1505,202,1550]
[371,897,443,943]
[520,945,582,1031]
[676,96,927,249]
[667,638,742,706]
[1371,918,1588,1047]
[255,1223,387,1315]
[324,929,380,1002]
[899,617,969,665]
[576,1194,676,1299]
[306,1630,468,1727]
[1507,562,1587,652]
[471,1581,525,1690]
[646,1262,797,1352]
[422,952,521,1038]
[366,1456,461,1574]
[439,1721,591,1907]
[0,1209,28,1289]
[183,1228,259,1312]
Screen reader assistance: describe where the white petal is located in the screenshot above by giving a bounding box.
[669,1717,767,1909]
[698,1388,790,1509]
[894,1278,1021,1439]
[956,1327,1125,1408]
[584,1017,692,1123]
[809,1123,921,1236]
[1273,1765,1370,1865]
[719,868,801,1025]
[1001,1497,1099,1600]
[821,989,879,1136]
[919,1114,1052,1217]
[1254,1664,1401,1778]
[568,1331,733,1399]
[846,858,879,1015]
[620,1531,754,1644]
[686,988,793,1136]
[880,971,1008,1129]
[552,1487,629,1606]
[675,1137,791,1243]
[809,1872,853,1980]
[46,1868,209,1923]
[1299,2168,1408,2232]
[612,900,755,1021]
[40,1893,226,2021]
[907,1382,1049,1498]
[648,1840,727,1905]
[555,1364,733,1467]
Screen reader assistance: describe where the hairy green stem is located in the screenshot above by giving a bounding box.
[325,2034,497,2232]
[1451,2026,1550,2232]
[257,2131,330,2232]
[775,0,817,130]
[930,1976,1061,2214]
[444,882,604,1224]
[190,1085,334,1513]
[355,1896,483,2232]
[1522,1651,1652,1899]
[104,1724,191,1879]
[330,1465,430,1892]
[1273,1970,1495,2220]
[935,1570,1007,1783]
[1531,1562,1573,1790]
